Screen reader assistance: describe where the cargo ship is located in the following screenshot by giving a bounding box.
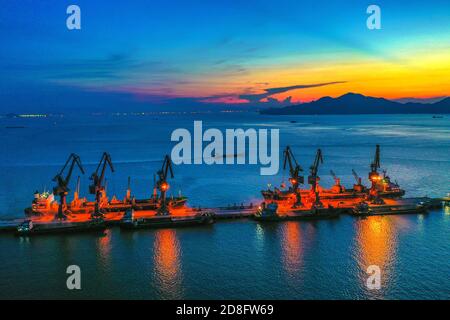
[262,145,405,206]
[24,154,187,217]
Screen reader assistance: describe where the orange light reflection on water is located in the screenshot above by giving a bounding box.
[153,229,183,299]
[355,216,400,296]
[281,222,303,276]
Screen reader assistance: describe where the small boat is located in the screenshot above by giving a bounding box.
[252,202,340,222]
[15,218,106,236]
[119,209,214,230]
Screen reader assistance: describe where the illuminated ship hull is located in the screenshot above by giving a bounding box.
[25,196,188,216]
[261,188,405,202]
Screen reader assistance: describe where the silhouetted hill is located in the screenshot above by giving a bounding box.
[260,93,450,115]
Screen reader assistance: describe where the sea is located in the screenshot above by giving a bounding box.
[0,112,449,299]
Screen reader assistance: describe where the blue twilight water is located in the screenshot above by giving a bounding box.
[0,113,449,299]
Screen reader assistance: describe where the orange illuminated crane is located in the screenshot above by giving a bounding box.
[368,145,383,202]
[369,145,381,187]
[89,152,114,218]
[282,146,304,207]
[156,155,174,215]
[53,153,85,220]
[330,170,345,193]
[308,149,323,208]
[352,169,366,193]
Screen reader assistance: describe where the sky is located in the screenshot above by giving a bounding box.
[1,0,449,113]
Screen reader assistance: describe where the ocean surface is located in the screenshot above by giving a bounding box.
[0,113,449,299]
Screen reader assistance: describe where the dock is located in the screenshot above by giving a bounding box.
[1,197,446,236]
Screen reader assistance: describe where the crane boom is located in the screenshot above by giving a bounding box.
[368,145,382,189]
[53,153,85,193]
[371,144,380,173]
[52,153,85,219]
[308,149,323,208]
[308,149,323,190]
[352,169,359,183]
[282,146,304,207]
[282,146,304,185]
[89,152,114,218]
[90,152,114,195]
[156,155,174,215]
[330,170,337,182]
[309,149,323,178]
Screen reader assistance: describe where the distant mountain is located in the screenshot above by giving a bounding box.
[260,93,450,115]
[393,96,447,104]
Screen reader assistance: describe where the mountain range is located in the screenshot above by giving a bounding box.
[260,93,450,115]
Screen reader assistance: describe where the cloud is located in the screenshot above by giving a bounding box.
[239,81,347,103]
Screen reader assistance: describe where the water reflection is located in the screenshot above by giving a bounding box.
[153,229,183,299]
[355,217,398,296]
[255,223,265,249]
[96,229,112,264]
[280,222,303,276]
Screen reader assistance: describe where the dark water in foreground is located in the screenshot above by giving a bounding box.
[0,113,449,299]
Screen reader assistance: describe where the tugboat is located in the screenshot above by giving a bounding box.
[119,209,214,230]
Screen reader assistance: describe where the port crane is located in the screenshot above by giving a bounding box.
[89,152,114,218]
[308,149,323,207]
[369,144,381,187]
[156,155,174,215]
[352,169,365,193]
[125,176,131,203]
[367,144,386,203]
[53,153,85,220]
[282,146,304,207]
[330,170,345,193]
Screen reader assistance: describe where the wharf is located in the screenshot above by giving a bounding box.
[0,197,446,235]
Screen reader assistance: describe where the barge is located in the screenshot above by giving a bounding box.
[15,219,106,236]
[252,202,340,222]
[352,202,427,216]
[119,209,214,230]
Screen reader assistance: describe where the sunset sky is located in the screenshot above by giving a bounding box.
[1,0,449,112]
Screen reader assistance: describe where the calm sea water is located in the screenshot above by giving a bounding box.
[0,113,449,299]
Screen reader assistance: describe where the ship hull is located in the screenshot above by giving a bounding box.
[253,207,340,222]
[15,221,107,236]
[119,214,214,230]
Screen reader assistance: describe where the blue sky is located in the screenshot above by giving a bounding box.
[1,0,449,113]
